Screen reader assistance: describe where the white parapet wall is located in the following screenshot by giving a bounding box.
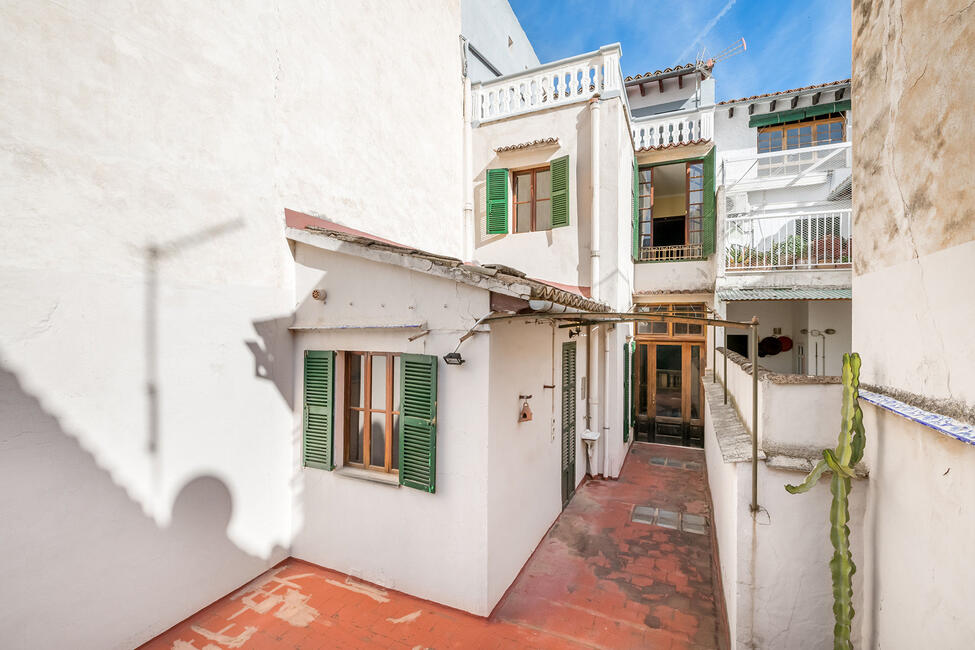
[706,353,866,650]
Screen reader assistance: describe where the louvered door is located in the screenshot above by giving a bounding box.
[561,342,577,508]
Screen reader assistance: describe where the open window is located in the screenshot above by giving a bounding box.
[634,151,714,262]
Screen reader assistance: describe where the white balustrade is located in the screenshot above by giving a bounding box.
[472,46,623,123]
[631,110,714,150]
[724,210,853,273]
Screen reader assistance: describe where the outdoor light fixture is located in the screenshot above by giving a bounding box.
[443,352,465,365]
[568,327,581,338]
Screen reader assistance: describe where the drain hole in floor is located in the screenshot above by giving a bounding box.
[631,506,709,535]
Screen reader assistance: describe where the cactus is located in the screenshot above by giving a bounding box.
[785,352,864,650]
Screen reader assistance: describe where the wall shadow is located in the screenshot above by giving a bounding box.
[0,366,282,648]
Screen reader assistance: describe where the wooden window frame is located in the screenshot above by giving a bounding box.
[634,303,708,340]
[685,162,704,247]
[512,166,552,233]
[344,351,400,474]
[637,167,653,249]
[757,114,846,153]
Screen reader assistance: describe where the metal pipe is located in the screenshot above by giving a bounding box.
[750,319,759,513]
[589,97,601,303]
[712,323,716,384]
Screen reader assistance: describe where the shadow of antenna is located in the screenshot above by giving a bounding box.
[145,218,245,454]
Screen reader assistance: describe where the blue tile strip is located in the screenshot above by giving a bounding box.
[860,389,975,446]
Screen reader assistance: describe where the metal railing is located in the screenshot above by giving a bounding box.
[722,141,851,191]
[724,210,852,273]
[638,243,703,262]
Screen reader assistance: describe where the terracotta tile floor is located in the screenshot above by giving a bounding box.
[143,443,722,649]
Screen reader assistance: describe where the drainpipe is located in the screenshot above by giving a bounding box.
[602,324,611,477]
[463,74,474,263]
[588,325,600,475]
[589,96,601,301]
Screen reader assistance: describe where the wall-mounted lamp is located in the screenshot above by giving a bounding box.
[443,352,465,365]
[568,327,581,338]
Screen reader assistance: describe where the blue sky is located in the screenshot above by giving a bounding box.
[508,0,851,102]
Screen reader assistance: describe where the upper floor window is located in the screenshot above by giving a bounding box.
[485,156,570,235]
[514,167,552,232]
[345,351,401,474]
[634,303,706,336]
[757,114,845,153]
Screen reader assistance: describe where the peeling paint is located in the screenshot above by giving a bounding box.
[325,576,391,603]
[385,609,422,624]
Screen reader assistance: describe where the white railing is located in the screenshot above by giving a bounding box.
[724,210,852,273]
[722,142,851,191]
[631,108,714,150]
[639,243,703,262]
[472,45,623,123]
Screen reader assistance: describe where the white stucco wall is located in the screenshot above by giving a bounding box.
[462,0,539,82]
[486,318,582,606]
[859,405,975,649]
[0,1,466,647]
[290,242,494,615]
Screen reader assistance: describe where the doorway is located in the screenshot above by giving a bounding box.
[634,340,705,447]
[561,341,577,508]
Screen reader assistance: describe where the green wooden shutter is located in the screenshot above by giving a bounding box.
[398,353,438,493]
[623,343,630,443]
[303,350,335,470]
[486,168,509,235]
[632,157,639,260]
[550,155,570,228]
[629,341,637,430]
[702,148,716,257]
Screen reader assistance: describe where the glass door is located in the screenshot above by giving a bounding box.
[633,341,705,447]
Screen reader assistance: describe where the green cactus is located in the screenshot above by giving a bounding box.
[785,352,864,650]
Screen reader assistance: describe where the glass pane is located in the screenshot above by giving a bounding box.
[348,409,363,463]
[816,123,829,145]
[535,169,551,200]
[639,195,652,209]
[348,353,364,408]
[688,189,703,205]
[535,199,551,230]
[688,229,702,245]
[655,345,682,418]
[690,346,701,419]
[515,173,531,202]
[830,122,843,142]
[637,347,648,413]
[651,321,667,334]
[393,356,401,412]
[371,354,387,410]
[370,415,385,467]
[768,131,783,151]
[688,203,703,218]
[786,128,799,150]
[688,163,703,178]
[516,202,531,233]
[674,322,688,335]
[639,169,652,183]
[798,126,812,148]
[689,175,703,190]
[640,220,653,234]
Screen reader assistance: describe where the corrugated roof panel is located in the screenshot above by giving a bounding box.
[717,287,852,301]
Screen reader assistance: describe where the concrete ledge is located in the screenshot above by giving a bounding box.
[704,371,764,463]
[718,348,841,384]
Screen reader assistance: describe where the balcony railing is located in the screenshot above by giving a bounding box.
[722,141,851,191]
[632,108,714,150]
[472,45,623,124]
[638,243,703,262]
[724,210,852,273]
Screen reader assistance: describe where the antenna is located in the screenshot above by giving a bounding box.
[696,37,746,74]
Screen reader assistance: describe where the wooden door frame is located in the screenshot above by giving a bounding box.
[634,338,706,430]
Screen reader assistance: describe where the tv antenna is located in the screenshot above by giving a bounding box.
[696,37,746,75]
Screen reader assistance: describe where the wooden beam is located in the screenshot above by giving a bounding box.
[748,103,755,115]
[769,99,777,112]
[639,82,646,97]
[658,78,664,93]
[811,91,821,105]
[728,106,734,118]
[835,87,845,101]
[678,74,683,89]
[790,96,799,109]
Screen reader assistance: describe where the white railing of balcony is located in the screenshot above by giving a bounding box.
[722,141,851,191]
[724,210,852,273]
[471,45,623,124]
[632,108,714,150]
[638,243,703,262]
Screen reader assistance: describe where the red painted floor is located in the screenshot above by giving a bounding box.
[143,443,722,649]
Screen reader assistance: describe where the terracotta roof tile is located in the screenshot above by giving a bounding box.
[624,62,706,83]
[635,138,711,153]
[494,138,559,153]
[717,78,850,105]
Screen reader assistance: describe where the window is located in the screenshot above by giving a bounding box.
[634,155,713,262]
[345,352,400,473]
[758,114,846,177]
[303,350,439,492]
[513,167,552,232]
[635,303,706,337]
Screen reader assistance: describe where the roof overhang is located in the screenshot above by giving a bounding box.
[285,210,610,313]
[717,287,852,301]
